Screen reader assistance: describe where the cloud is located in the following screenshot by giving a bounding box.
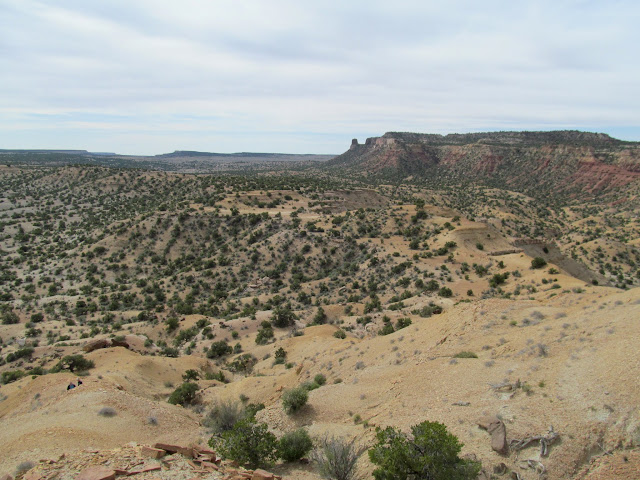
[0,0,639,154]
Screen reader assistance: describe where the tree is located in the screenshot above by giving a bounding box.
[168,382,199,406]
[312,306,327,325]
[207,341,232,358]
[271,303,296,328]
[60,354,95,372]
[368,421,481,480]
[531,257,547,269]
[211,417,278,469]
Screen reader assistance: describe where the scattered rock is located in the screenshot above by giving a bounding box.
[75,466,116,480]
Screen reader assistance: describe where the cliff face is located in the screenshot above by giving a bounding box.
[330,131,640,198]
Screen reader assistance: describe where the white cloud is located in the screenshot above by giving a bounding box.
[0,0,638,154]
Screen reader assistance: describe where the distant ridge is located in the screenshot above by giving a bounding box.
[327,130,640,200]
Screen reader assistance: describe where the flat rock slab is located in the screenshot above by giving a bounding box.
[141,446,166,459]
[251,469,274,480]
[75,466,116,480]
[153,443,194,458]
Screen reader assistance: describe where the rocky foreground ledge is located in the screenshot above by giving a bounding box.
[1,443,281,480]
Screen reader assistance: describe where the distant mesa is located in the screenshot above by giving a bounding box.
[329,130,640,199]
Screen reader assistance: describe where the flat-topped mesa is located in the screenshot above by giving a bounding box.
[326,130,640,199]
[377,130,622,147]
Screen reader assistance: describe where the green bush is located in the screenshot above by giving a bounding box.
[278,428,313,462]
[207,341,232,358]
[60,354,95,372]
[368,421,481,480]
[395,317,412,330]
[453,351,478,359]
[1,309,19,325]
[211,417,278,469]
[6,347,34,363]
[282,386,308,414]
[168,382,199,406]
[312,306,327,325]
[314,373,327,386]
[531,257,547,269]
[378,323,395,336]
[271,303,296,328]
[333,329,346,339]
[2,369,26,384]
[182,369,200,381]
[438,287,453,298]
[255,326,274,345]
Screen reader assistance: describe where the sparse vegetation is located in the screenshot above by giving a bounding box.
[369,421,481,480]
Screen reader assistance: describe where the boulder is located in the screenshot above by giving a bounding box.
[83,339,109,353]
[251,469,274,480]
[478,416,508,455]
[75,466,116,480]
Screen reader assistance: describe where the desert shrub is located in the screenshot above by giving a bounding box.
[205,370,227,382]
[378,323,395,336]
[207,341,232,358]
[98,407,117,417]
[245,402,266,419]
[489,272,509,288]
[1,309,19,325]
[438,287,453,298]
[15,461,35,476]
[30,313,44,323]
[228,353,258,373]
[182,369,200,381]
[282,386,308,414]
[368,421,481,480]
[333,329,346,339]
[279,428,313,462]
[395,317,412,330]
[453,351,478,358]
[210,417,278,469]
[6,347,34,363]
[531,257,547,269]
[274,347,287,364]
[2,369,26,384]
[255,325,274,345]
[168,382,199,406]
[204,399,246,434]
[312,436,360,480]
[314,373,327,386]
[301,381,321,392]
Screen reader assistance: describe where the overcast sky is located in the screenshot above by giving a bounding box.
[1,1,639,155]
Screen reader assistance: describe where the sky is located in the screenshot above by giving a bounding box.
[1,0,639,155]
